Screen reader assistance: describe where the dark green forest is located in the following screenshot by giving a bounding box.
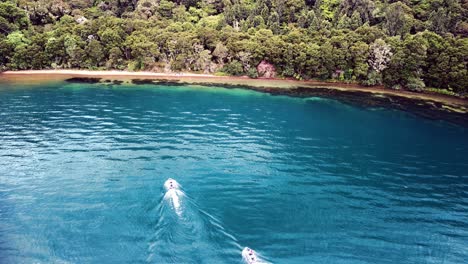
[0,0,467,93]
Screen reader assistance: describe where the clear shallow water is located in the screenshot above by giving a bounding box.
[0,82,467,264]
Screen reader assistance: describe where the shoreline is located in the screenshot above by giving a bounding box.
[1,69,465,101]
[1,70,467,126]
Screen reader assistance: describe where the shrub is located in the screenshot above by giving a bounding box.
[426,88,458,97]
[280,66,295,77]
[214,71,229,76]
[128,60,143,71]
[362,70,382,86]
[406,77,426,91]
[247,68,258,78]
[221,60,244,76]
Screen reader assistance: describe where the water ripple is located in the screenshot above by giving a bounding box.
[0,83,467,263]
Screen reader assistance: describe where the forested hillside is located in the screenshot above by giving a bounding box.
[0,0,467,93]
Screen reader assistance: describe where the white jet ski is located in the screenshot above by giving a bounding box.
[242,247,262,264]
[164,178,181,191]
[163,178,184,215]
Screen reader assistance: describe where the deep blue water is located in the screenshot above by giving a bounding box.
[0,82,467,264]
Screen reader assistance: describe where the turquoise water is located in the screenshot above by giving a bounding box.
[0,82,467,264]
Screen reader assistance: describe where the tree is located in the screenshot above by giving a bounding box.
[237,51,251,71]
[124,32,160,62]
[45,36,67,67]
[319,41,334,79]
[350,41,369,80]
[213,42,228,65]
[158,0,176,18]
[107,47,125,69]
[0,1,30,35]
[0,0,466,93]
[222,60,244,75]
[336,0,375,25]
[368,39,392,73]
[447,39,468,93]
[63,34,86,68]
[384,2,413,37]
[195,49,212,72]
[383,34,428,90]
[0,36,14,69]
[85,39,105,68]
[421,31,449,89]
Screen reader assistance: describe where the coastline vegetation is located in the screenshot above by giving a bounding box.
[0,0,467,95]
[425,87,459,97]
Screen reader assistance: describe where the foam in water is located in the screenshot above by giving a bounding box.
[159,179,271,263]
[147,178,243,263]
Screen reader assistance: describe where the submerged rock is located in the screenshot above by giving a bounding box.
[65,77,101,83]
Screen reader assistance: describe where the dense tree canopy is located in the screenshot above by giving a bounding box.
[0,0,467,93]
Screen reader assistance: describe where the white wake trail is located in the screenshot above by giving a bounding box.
[147,178,242,264]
